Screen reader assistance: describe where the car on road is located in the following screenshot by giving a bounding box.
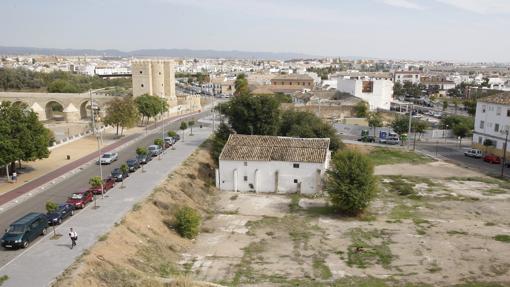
[464,148,483,158]
[1,213,48,249]
[89,177,116,195]
[137,153,151,165]
[111,168,129,182]
[433,112,442,118]
[47,203,74,225]
[148,145,162,156]
[126,158,141,172]
[357,135,375,143]
[98,152,119,165]
[385,137,400,145]
[483,154,501,164]
[164,137,175,148]
[174,134,181,142]
[67,189,94,209]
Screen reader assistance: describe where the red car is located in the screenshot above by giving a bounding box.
[89,178,116,195]
[483,154,501,164]
[66,189,94,209]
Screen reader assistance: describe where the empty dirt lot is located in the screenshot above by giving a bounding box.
[181,162,510,286]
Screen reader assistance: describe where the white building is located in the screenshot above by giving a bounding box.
[473,92,510,151]
[217,135,331,195]
[336,76,394,110]
[394,71,421,84]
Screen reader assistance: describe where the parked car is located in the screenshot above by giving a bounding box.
[483,154,501,164]
[111,168,129,182]
[464,148,483,158]
[126,158,141,172]
[136,154,149,165]
[66,189,94,209]
[174,134,181,142]
[148,145,162,156]
[357,135,375,143]
[89,177,116,195]
[47,203,74,225]
[164,137,175,148]
[98,152,119,165]
[1,213,48,249]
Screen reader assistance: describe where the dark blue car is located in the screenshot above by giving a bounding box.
[47,204,74,225]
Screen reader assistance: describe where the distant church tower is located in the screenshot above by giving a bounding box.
[131,59,177,107]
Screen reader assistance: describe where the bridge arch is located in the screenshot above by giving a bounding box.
[45,100,65,121]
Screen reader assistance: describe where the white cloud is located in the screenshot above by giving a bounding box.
[380,0,425,10]
[435,0,510,14]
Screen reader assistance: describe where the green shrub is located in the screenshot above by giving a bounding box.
[175,207,201,239]
[326,150,376,215]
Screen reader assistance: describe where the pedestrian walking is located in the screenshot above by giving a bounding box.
[69,228,78,249]
[11,172,17,183]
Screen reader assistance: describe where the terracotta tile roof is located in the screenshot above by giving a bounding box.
[219,134,329,163]
[271,74,314,81]
[479,92,510,105]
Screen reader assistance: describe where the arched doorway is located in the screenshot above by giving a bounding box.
[45,101,65,121]
[80,100,99,120]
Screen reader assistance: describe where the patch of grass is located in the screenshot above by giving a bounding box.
[484,188,507,195]
[312,256,332,280]
[426,262,442,273]
[0,275,8,286]
[494,234,510,243]
[303,205,336,217]
[131,203,142,212]
[230,194,239,200]
[159,262,179,278]
[383,177,415,196]
[220,209,239,215]
[447,230,468,235]
[359,213,377,222]
[389,204,417,220]
[452,283,507,287]
[289,193,302,213]
[369,148,434,166]
[346,228,394,269]
[447,176,510,190]
[98,234,108,241]
[485,222,497,226]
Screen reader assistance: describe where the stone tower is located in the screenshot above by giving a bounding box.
[131,59,177,107]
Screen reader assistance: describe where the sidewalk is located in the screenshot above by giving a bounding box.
[0,127,212,287]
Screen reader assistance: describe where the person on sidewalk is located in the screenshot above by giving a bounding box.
[69,228,78,249]
[11,172,17,183]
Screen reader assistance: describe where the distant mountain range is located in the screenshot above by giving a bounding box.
[0,46,320,60]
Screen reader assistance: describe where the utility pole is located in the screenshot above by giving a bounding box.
[407,104,413,150]
[90,90,104,206]
[501,129,509,178]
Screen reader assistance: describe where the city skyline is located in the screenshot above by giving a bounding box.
[1,0,509,62]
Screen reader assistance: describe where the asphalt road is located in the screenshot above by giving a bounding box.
[0,110,211,266]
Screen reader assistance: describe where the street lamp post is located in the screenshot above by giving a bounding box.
[500,129,509,178]
[407,104,413,150]
[89,90,104,207]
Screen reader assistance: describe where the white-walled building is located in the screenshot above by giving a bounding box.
[217,135,331,195]
[336,76,394,110]
[394,71,421,84]
[473,92,510,151]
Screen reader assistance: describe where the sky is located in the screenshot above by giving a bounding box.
[1,0,509,62]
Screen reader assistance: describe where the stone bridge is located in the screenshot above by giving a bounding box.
[0,91,114,122]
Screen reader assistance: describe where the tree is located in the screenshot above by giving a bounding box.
[135,94,167,124]
[211,122,234,163]
[354,101,368,118]
[0,101,51,175]
[167,130,177,138]
[453,122,470,147]
[217,94,281,135]
[46,200,58,213]
[188,120,195,136]
[120,164,129,188]
[136,147,148,172]
[412,120,428,140]
[440,115,474,131]
[154,138,164,148]
[103,96,140,136]
[367,112,383,138]
[89,176,102,189]
[175,206,201,239]
[391,115,409,135]
[45,200,59,237]
[463,99,477,116]
[279,110,343,151]
[234,74,249,96]
[180,121,188,141]
[442,100,448,111]
[325,150,376,215]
